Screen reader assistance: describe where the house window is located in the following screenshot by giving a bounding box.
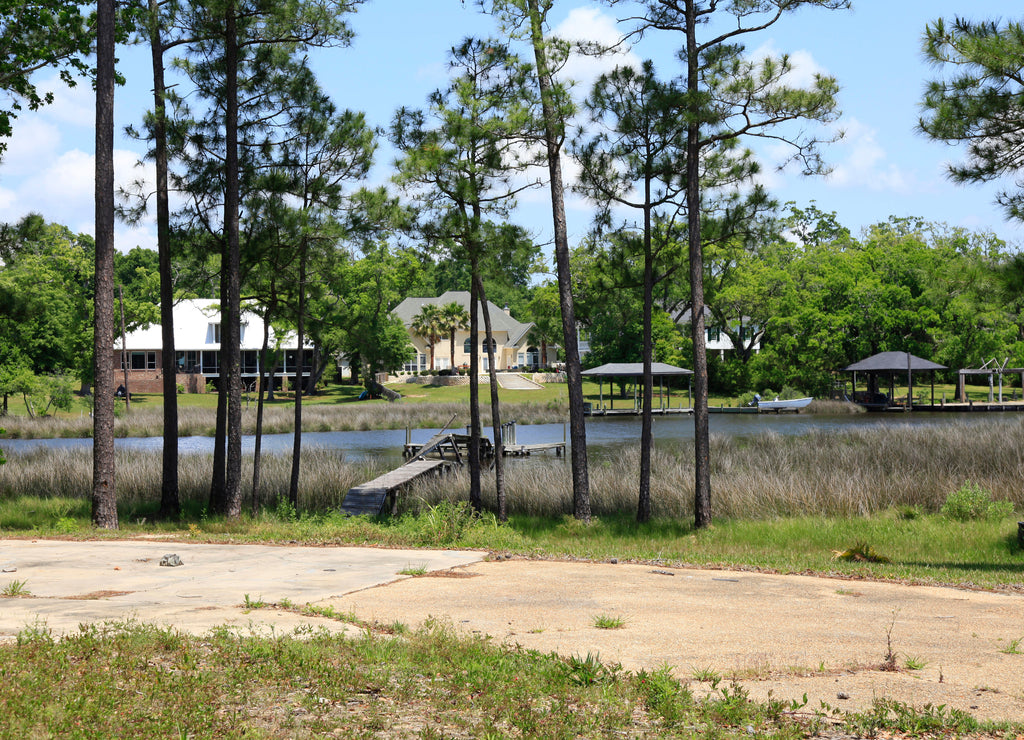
[207,323,221,344]
[526,346,539,368]
[124,351,156,370]
[463,337,497,355]
[517,352,525,366]
[202,350,220,374]
[404,353,426,373]
[175,351,200,373]
[241,351,259,374]
[706,326,721,342]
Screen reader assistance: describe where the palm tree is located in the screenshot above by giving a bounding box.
[410,303,444,371]
[438,301,470,370]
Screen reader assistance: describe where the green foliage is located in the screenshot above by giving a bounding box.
[0,0,94,155]
[843,697,979,737]
[563,652,620,687]
[920,17,1024,221]
[592,614,626,629]
[941,481,1014,521]
[419,500,478,545]
[1,579,30,597]
[636,666,693,726]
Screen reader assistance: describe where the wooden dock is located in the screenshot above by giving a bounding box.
[341,458,453,517]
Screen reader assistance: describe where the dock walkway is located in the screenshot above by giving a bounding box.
[341,459,453,517]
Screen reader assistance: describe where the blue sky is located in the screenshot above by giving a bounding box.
[0,0,1020,263]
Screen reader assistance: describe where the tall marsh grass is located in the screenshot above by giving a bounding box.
[0,401,567,439]
[2,418,1021,521]
[412,419,1024,519]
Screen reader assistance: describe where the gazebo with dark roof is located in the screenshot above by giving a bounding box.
[842,351,947,409]
[581,362,693,412]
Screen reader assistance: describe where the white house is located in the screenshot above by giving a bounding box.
[676,307,762,359]
[114,299,308,393]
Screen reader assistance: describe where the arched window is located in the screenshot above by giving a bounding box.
[482,337,497,352]
[463,337,473,353]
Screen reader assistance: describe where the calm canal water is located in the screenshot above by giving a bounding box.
[4,411,1021,465]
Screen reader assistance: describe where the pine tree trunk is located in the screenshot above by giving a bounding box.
[468,256,482,513]
[92,0,118,529]
[149,0,179,519]
[221,0,242,517]
[637,198,654,524]
[476,274,506,522]
[686,0,712,528]
[289,237,307,509]
[525,0,590,521]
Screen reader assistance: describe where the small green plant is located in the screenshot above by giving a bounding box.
[563,652,620,687]
[592,613,626,629]
[832,541,891,563]
[636,666,692,725]
[241,594,266,610]
[2,579,30,597]
[54,516,77,534]
[896,504,923,520]
[420,500,476,545]
[273,497,298,523]
[999,636,1022,655]
[691,666,720,683]
[397,563,428,576]
[941,481,1014,521]
[904,655,927,671]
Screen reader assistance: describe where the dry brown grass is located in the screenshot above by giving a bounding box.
[0,401,566,440]
[2,417,1022,520]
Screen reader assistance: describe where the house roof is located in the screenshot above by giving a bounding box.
[582,362,693,377]
[842,351,947,373]
[119,299,301,352]
[393,291,536,347]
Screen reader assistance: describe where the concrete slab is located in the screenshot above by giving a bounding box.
[0,539,484,640]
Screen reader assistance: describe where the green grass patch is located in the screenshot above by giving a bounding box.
[1,501,1021,590]
[4,620,1012,739]
[592,614,627,630]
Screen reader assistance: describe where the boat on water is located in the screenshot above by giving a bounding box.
[756,396,813,411]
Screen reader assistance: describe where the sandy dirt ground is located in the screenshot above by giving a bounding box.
[2,540,1022,724]
[323,559,1024,724]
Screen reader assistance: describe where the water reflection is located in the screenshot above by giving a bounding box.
[4,412,1020,463]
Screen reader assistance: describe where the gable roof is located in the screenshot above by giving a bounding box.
[119,299,301,352]
[842,351,947,373]
[393,291,536,346]
[582,362,693,377]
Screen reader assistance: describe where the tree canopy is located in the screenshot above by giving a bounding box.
[920,17,1024,221]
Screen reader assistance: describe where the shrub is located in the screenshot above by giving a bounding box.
[941,481,1014,521]
[419,500,476,545]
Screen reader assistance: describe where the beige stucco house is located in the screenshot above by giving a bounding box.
[393,291,557,372]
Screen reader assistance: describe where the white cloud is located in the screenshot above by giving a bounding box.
[2,119,63,176]
[36,73,95,129]
[553,6,641,93]
[825,118,910,192]
[747,41,828,90]
[0,145,156,251]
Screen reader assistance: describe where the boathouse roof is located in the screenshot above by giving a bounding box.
[842,351,947,373]
[582,362,693,377]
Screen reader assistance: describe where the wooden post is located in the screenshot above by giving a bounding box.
[118,284,130,411]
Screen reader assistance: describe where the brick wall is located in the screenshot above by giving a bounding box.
[120,371,207,394]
